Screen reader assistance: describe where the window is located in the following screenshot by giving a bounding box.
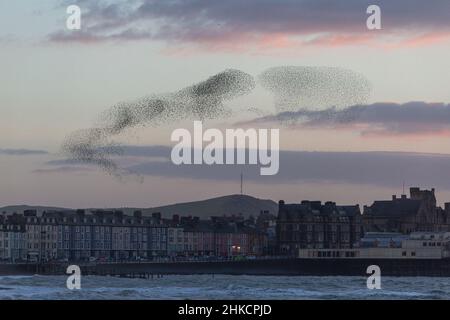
[402,251,407,256]
[411,251,416,256]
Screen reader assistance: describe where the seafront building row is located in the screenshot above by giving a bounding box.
[0,211,270,262]
[1,187,450,263]
[277,187,450,255]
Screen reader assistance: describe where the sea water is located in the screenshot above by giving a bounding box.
[0,274,448,300]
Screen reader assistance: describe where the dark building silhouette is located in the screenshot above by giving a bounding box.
[277,200,363,255]
[363,187,450,233]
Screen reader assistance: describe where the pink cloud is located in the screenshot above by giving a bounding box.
[48,0,450,53]
[244,102,450,138]
[400,32,450,47]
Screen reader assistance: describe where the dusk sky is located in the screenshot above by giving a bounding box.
[1,0,450,209]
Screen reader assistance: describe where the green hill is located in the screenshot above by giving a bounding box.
[138,194,278,218]
[0,194,278,219]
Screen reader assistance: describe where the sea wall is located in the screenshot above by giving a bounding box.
[2,258,450,277]
[78,258,450,277]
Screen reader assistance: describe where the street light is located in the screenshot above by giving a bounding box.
[231,245,241,257]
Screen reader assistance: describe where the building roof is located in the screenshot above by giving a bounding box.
[365,199,422,217]
[278,201,361,220]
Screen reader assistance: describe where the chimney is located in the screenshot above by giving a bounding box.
[401,194,407,199]
[152,212,161,220]
[445,203,450,212]
[410,187,420,196]
[392,195,397,200]
[24,209,37,217]
[113,210,123,218]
